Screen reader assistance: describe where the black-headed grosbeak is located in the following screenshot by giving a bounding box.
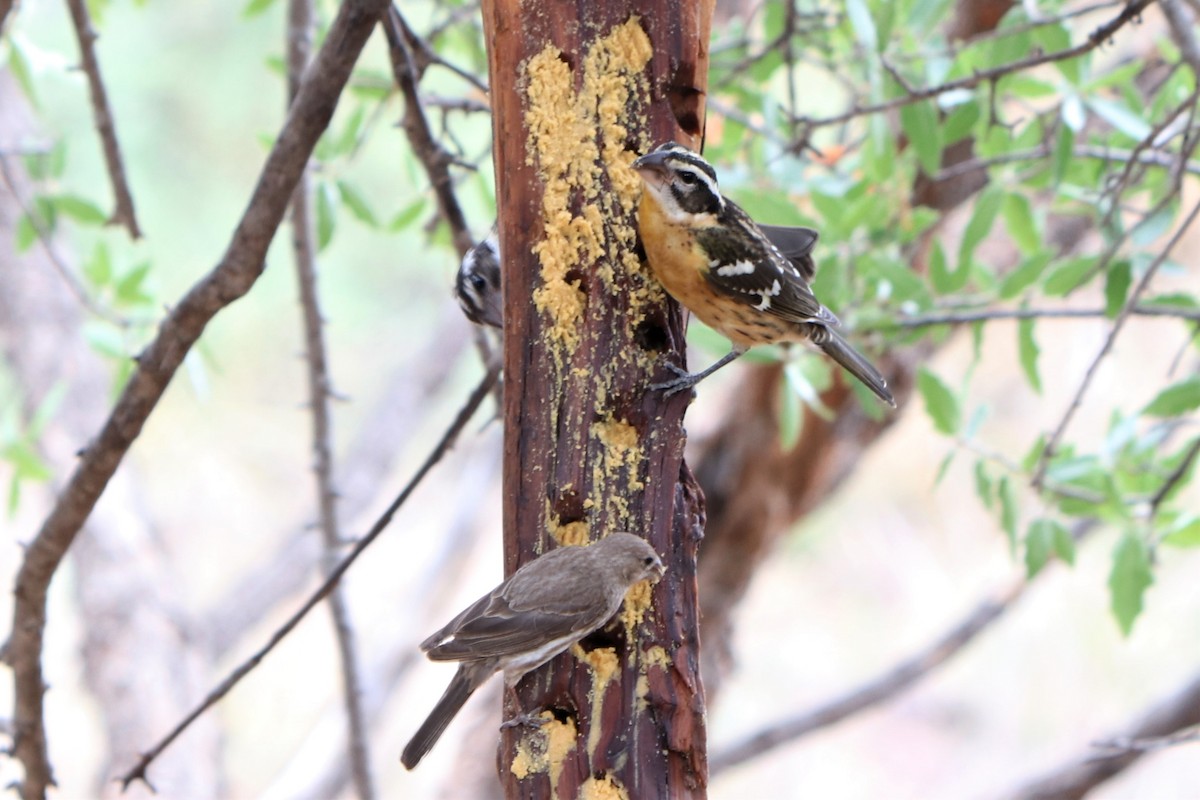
[455,229,503,330]
[632,142,895,407]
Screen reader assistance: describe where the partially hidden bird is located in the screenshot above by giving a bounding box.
[400,532,665,769]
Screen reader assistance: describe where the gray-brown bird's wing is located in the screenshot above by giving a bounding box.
[425,595,605,662]
[695,204,838,328]
[422,545,617,662]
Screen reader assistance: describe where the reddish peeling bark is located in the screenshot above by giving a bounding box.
[482,0,714,796]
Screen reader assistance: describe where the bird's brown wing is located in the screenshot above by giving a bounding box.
[759,224,818,282]
[696,206,838,327]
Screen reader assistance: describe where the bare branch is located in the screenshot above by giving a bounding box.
[709,579,1026,774]
[1002,670,1200,800]
[879,304,1200,329]
[285,0,374,795]
[1034,193,1200,489]
[117,364,500,789]
[932,143,1200,183]
[1149,436,1200,517]
[64,0,141,239]
[384,4,474,257]
[1091,723,1200,757]
[789,0,1155,138]
[7,2,388,796]
[1160,0,1200,74]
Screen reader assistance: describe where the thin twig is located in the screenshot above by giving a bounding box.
[7,2,388,796]
[1002,670,1200,800]
[1160,0,1200,74]
[710,579,1028,774]
[1033,194,1200,489]
[932,143,1200,183]
[788,0,1154,141]
[384,4,474,258]
[1148,436,1200,515]
[0,153,132,326]
[879,304,1200,329]
[1090,723,1200,757]
[64,0,141,239]
[285,0,374,796]
[117,364,500,789]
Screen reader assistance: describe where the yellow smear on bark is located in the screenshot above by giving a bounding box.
[522,18,655,365]
[579,774,629,800]
[619,578,654,634]
[575,643,620,764]
[591,415,645,524]
[554,520,590,547]
[509,711,578,794]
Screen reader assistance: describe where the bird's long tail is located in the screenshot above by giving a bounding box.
[817,329,895,407]
[401,665,480,769]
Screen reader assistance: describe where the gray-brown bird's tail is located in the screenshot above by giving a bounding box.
[817,329,895,407]
[401,666,478,769]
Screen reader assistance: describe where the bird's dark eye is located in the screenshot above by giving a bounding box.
[469,274,487,290]
[678,171,698,186]
[643,555,656,566]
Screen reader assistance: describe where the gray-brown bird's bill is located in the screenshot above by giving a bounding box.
[400,532,665,769]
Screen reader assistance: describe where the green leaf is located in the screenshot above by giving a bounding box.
[934,450,956,486]
[1024,518,1053,578]
[316,181,337,251]
[8,38,39,108]
[243,0,280,17]
[390,198,428,231]
[337,181,378,227]
[1042,255,1097,296]
[83,242,113,287]
[957,185,1004,275]
[1002,193,1039,256]
[928,238,965,294]
[998,476,1017,554]
[1052,124,1074,187]
[1053,522,1076,565]
[973,460,993,509]
[15,213,37,252]
[1017,318,1041,393]
[917,367,960,435]
[1132,203,1177,247]
[1143,377,1200,417]
[1086,97,1152,141]
[900,100,942,175]
[1109,533,1153,636]
[845,0,879,51]
[115,262,152,305]
[999,252,1053,300]
[1162,513,1200,548]
[1104,260,1132,318]
[52,194,108,225]
[777,373,802,450]
[941,101,980,145]
[1,440,52,482]
[1022,434,1046,472]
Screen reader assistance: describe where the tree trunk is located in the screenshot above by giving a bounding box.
[481,1,713,796]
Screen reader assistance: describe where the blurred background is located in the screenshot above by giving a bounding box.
[2,0,1199,798]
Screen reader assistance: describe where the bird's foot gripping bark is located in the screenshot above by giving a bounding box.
[499,711,551,731]
[649,361,702,397]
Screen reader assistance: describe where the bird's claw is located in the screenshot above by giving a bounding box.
[500,712,550,731]
[650,363,699,397]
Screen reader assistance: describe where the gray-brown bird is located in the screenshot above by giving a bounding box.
[400,532,665,769]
